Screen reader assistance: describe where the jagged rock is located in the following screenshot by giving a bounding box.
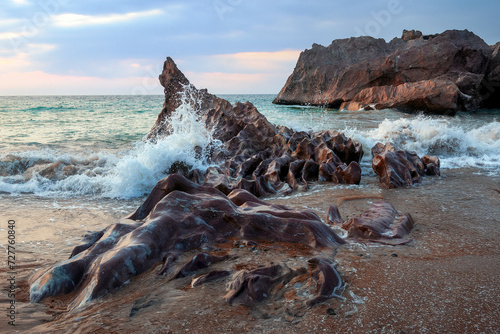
[402,29,423,41]
[69,230,106,258]
[274,29,500,114]
[372,143,439,188]
[147,57,364,197]
[421,155,441,176]
[340,201,415,245]
[149,57,285,159]
[29,174,345,309]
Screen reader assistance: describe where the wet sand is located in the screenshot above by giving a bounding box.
[1,168,499,333]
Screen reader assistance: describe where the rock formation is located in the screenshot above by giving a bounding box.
[274,29,500,115]
[328,201,414,245]
[29,174,346,309]
[371,143,440,188]
[148,57,364,197]
[28,57,428,313]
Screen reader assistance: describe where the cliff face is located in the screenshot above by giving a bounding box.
[273,30,500,115]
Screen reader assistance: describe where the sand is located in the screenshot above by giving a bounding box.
[1,168,499,333]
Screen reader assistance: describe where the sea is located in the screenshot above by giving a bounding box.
[1,94,499,203]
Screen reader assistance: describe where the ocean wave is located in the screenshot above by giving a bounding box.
[23,105,78,112]
[343,115,500,171]
[0,88,219,199]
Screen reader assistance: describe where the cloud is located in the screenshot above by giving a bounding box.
[0,18,23,27]
[209,50,301,73]
[0,54,31,70]
[182,50,301,74]
[0,44,55,72]
[52,9,164,28]
[11,0,30,5]
[180,50,302,94]
[0,43,56,75]
[0,70,163,95]
[0,31,24,40]
[186,71,282,94]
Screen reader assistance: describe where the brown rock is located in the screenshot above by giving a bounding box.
[372,143,425,188]
[352,79,463,115]
[306,258,343,306]
[29,174,345,308]
[174,253,229,279]
[340,201,414,244]
[327,205,343,225]
[150,57,284,159]
[335,161,362,185]
[148,57,364,198]
[402,29,423,41]
[274,29,500,114]
[191,270,231,287]
[421,155,441,176]
[225,265,283,306]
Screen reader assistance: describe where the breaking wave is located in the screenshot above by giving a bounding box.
[0,88,218,198]
[344,115,500,171]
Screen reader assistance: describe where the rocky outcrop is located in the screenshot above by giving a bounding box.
[29,174,346,309]
[224,265,286,306]
[328,201,414,245]
[371,143,440,188]
[148,57,364,197]
[274,29,500,115]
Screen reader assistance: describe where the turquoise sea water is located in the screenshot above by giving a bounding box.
[1,95,499,198]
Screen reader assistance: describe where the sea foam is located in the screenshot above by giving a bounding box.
[0,89,218,198]
[343,115,500,171]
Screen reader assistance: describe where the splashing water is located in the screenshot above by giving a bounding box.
[1,95,499,198]
[342,115,500,171]
[0,89,219,198]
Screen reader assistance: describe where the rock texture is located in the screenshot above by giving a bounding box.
[274,29,500,115]
[328,201,414,245]
[29,174,345,309]
[148,57,364,197]
[371,143,440,188]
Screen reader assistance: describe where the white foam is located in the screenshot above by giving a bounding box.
[0,86,219,198]
[343,115,500,172]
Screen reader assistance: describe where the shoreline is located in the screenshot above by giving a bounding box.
[1,167,499,333]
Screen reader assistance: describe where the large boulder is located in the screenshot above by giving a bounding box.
[29,174,346,309]
[274,29,500,115]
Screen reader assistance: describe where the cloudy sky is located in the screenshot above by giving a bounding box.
[1,0,499,95]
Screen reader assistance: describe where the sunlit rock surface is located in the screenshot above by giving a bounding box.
[274,29,500,115]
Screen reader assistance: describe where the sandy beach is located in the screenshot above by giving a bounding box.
[1,167,498,333]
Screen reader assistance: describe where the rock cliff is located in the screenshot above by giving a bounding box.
[273,29,500,115]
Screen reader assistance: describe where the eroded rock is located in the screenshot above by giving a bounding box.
[306,258,344,306]
[147,57,364,197]
[224,265,284,306]
[29,174,345,309]
[274,29,500,114]
[372,143,439,188]
[333,201,415,245]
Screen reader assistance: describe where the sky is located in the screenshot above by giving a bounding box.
[1,0,499,95]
